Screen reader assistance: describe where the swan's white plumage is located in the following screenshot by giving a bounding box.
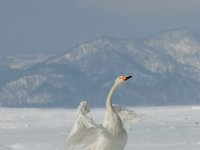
[65,75,139,150]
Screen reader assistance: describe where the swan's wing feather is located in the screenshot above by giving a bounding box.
[112,104,143,129]
[65,110,102,149]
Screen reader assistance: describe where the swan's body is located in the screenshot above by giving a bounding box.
[66,75,135,150]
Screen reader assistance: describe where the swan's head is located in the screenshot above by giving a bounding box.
[114,75,132,86]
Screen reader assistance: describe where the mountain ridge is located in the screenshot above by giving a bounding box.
[1,28,200,107]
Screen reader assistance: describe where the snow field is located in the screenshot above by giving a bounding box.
[0,106,200,150]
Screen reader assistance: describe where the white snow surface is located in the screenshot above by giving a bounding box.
[0,106,200,150]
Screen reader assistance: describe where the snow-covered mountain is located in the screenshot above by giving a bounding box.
[1,28,200,107]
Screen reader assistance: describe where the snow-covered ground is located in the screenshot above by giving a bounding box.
[0,106,200,150]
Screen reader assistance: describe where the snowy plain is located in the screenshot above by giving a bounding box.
[0,106,200,150]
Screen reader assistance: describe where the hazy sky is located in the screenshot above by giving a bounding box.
[1,0,200,56]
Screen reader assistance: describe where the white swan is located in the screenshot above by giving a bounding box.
[93,75,132,150]
[66,75,136,150]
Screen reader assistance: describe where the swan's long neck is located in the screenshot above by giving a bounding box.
[106,82,125,135]
[106,83,118,113]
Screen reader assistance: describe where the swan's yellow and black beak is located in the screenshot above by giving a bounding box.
[122,75,132,81]
[126,76,132,80]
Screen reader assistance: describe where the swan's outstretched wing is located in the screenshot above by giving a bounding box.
[112,104,143,129]
[65,101,102,150]
[103,104,143,130]
[113,104,141,122]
